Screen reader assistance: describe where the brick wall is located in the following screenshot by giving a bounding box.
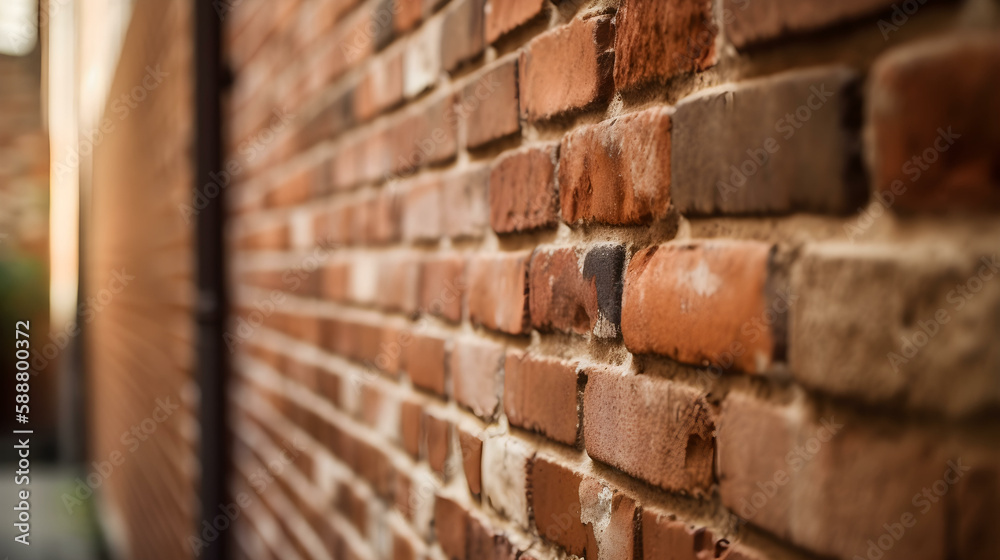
[222,1,1000,560]
[88,2,199,558]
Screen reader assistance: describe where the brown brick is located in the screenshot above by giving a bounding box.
[402,175,443,242]
[641,507,714,560]
[467,513,519,560]
[559,107,671,225]
[423,412,450,476]
[457,426,484,496]
[468,252,530,335]
[725,0,895,48]
[528,244,625,338]
[442,166,490,239]
[529,456,588,556]
[462,58,520,149]
[868,35,1000,212]
[404,334,447,396]
[789,243,1000,415]
[504,351,580,446]
[451,338,504,420]
[377,254,420,314]
[518,16,614,121]
[622,240,778,374]
[442,0,485,72]
[420,254,465,322]
[434,495,469,560]
[485,0,545,43]
[355,48,404,122]
[584,369,714,494]
[394,0,423,34]
[717,392,945,560]
[579,478,638,560]
[672,66,865,215]
[489,144,559,233]
[400,400,423,460]
[614,0,716,92]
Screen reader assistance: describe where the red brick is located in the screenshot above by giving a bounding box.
[404,334,447,396]
[519,16,614,121]
[377,254,420,314]
[529,456,588,556]
[457,426,483,496]
[320,262,350,302]
[467,252,530,335]
[484,0,545,43]
[869,35,1000,212]
[641,507,714,560]
[400,400,423,460]
[442,166,490,239]
[584,369,714,494]
[579,478,638,560]
[462,58,520,149]
[337,483,369,536]
[717,392,945,560]
[528,244,625,338]
[393,529,422,560]
[504,352,580,446]
[451,338,504,420]
[621,240,777,374]
[419,254,465,322]
[442,0,485,72]
[355,48,404,122]
[394,0,423,34]
[725,0,895,48]
[614,0,716,91]
[489,144,559,233]
[402,175,443,242]
[368,189,402,244]
[559,107,671,225]
[423,412,451,476]
[434,495,470,560]
[467,512,519,560]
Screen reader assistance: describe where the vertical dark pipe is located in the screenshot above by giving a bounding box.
[194,1,227,560]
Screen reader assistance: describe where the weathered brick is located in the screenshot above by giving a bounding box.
[462,58,520,149]
[529,456,588,556]
[790,243,1000,415]
[404,17,442,98]
[614,0,716,91]
[641,507,715,560]
[423,412,450,476]
[457,426,483,496]
[355,48,405,122]
[481,435,532,528]
[559,107,672,225]
[622,240,779,373]
[484,0,545,43]
[672,66,865,215]
[489,144,559,233]
[868,35,1000,212]
[467,512,519,560]
[402,175,443,242]
[404,333,447,396]
[442,0,485,72]
[442,166,490,239]
[518,16,614,121]
[468,252,530,335]
[451,338,504,420]
[717,392,945,560]
[419,254,465,322]
[504,352,580,445]
[529,244,625,338]
[579,478,638,560]
[584,369,714,494]
[725,0,895,48]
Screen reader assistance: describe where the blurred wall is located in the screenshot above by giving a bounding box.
[86,1,198,558]
[0,45,54,456]
[219,1,1000,560]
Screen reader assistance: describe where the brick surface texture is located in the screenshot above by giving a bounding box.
[218,1,1000,560]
